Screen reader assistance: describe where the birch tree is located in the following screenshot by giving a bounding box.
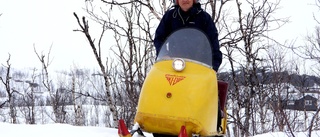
[0,55,18,123]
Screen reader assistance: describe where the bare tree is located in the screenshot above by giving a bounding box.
[0,68,7,109]
[70,70,84,126]
[18,68,39,124]
[34,45,68,123]
[279,0,320,135]
[216,0,289,136]
[289,0,319,70]
[0,54,18,123]
[266,45,299,136]
[73,13,120,127]
[99,2,154,125]
[294,0,320,136]
[68,67,92,126]
[73,0,157,127]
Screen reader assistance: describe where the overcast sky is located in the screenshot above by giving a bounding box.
[0,0,95,71]
[0,0,319,71]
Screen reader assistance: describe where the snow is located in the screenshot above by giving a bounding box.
[1,122,319,137]
[0,122,152,137]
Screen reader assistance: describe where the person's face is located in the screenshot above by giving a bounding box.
[178,0,194,12]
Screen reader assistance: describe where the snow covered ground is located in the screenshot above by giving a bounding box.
[1,122,319,137]
[0,122,152,137]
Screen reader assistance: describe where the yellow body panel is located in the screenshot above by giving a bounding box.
[221,108,228,134]
[134,60,220,136]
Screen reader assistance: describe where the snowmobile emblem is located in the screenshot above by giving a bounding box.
[165,74,185,86]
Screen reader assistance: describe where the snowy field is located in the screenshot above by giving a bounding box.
[0,122,151,137]
[1,122,320,137]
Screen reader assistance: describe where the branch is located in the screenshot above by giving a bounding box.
[307,108,320,136]
[0,100,8,108]
[100,0,161,20]
[73,12,105,74]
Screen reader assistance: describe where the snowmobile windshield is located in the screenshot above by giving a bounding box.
[156,28,213,67]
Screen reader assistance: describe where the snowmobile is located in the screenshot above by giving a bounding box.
[118,28,228,137]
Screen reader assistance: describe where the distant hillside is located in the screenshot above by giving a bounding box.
[218,67,320,88]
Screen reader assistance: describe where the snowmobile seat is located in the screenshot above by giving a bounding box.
[218,81,228,117]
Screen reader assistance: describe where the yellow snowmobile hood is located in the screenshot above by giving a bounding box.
[134,60,219,136]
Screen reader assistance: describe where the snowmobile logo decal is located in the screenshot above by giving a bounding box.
[165,74,186,86]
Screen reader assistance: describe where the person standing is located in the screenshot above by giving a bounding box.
[154,0,222,71]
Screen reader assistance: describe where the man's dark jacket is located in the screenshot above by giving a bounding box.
[154,3,222,71]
